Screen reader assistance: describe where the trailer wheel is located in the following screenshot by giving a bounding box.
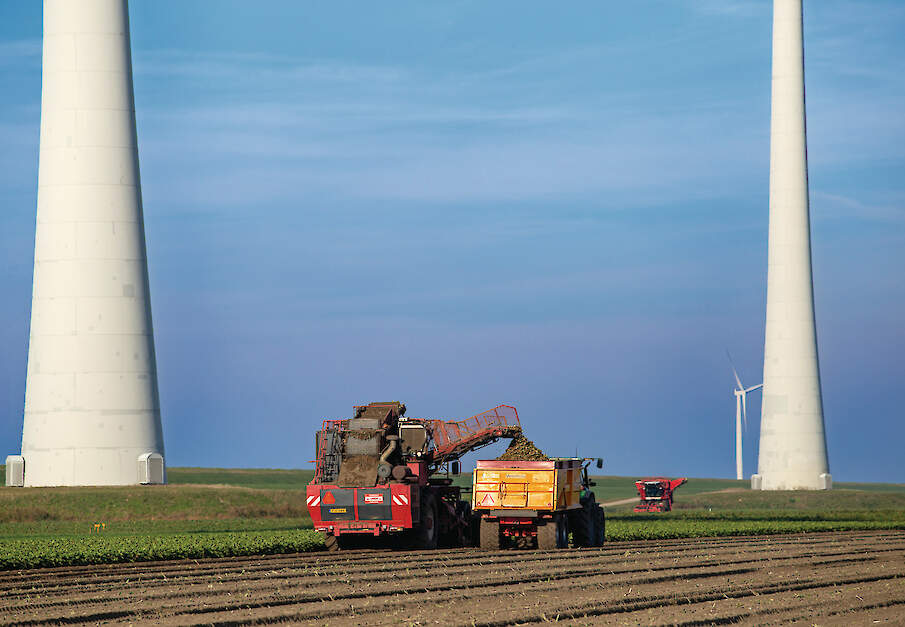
[414,493,438,550]
[538,514,568,550]
[479,518,500,550]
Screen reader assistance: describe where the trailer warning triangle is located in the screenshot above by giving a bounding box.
[480,493,495,506]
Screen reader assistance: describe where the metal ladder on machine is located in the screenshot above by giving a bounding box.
[314,423,343,483]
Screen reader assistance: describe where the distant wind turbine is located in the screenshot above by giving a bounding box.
[727,351,763,481]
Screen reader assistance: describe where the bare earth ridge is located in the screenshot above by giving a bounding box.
[1,530,903,625]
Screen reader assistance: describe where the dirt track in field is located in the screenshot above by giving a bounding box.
[1,530,903,625]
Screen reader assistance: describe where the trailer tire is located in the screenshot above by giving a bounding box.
[539,514,568,550]
[479,518,500,550]
[414,493,438,550]
[537,519,556,550]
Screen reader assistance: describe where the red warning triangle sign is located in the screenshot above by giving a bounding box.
[480,493,495,506]
[323,491,335,505]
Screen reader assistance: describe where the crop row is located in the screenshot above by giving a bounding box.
[606,517,905,541]
[0,529,324,570]
[3,514,905,571]
[612,509,905,523]
[0,517,313,540]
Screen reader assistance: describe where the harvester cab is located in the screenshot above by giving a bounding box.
[633,477,687,513]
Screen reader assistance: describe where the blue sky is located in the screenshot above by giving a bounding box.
[1,1,903,481]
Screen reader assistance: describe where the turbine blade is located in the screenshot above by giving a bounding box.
[726,350,744,390]
[746,383,763,392]
[742,392,748,432]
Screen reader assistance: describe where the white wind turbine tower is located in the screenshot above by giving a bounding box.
[728,353,763,481]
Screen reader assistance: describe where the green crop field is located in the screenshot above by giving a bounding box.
[0,465,323,569]
[1,465,903,570]
[167,467,315,490]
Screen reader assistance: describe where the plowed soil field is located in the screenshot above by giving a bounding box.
[1,530,903,626]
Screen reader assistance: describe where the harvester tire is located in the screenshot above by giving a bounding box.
[454,501,472,547]
[415,493,438,550]
[479,518,500,550]
[324,534,341,552]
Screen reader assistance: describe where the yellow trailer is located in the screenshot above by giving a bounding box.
[472,458,604,549]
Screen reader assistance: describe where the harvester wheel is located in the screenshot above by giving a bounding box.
[415,493,438,550]
[454,501,472,547]
[324,533,340,552]
[479,518,500,550]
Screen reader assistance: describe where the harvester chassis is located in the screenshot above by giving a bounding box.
[308,403,520,551]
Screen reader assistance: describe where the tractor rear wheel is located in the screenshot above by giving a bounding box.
[479,518,500,550]
[570,503,593,547]
[594,506,605,546]
[556,514,569,548]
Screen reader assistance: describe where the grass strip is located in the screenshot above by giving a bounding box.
[0,529,324,570]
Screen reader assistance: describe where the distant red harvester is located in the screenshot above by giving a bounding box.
[633,477,687,512]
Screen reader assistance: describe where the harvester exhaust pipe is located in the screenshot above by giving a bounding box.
[377,437,398,480]
[379,438,398,464]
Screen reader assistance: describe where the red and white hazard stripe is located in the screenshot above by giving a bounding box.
[392,494,409,506]
[306,494,321,507]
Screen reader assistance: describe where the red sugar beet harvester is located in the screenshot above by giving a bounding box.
[633,477,688,513]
